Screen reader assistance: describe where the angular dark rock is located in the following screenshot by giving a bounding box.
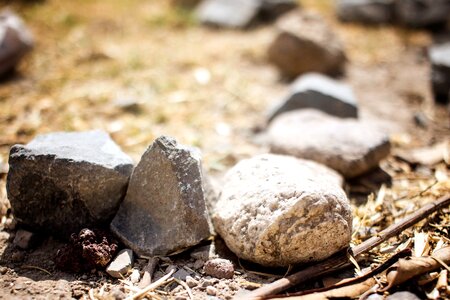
[0,10,33,76]
[111,136,212,257]
[394,0,450,28]
[336,0,394,24]
[429,42,450,104]
[6,130,133,238]
[268,11,346,78]
[267,73,358,123]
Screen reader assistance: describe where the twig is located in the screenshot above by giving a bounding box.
[126,269,175,300]
[241,194,450,300]
[174,278,194,300]
[21,265,52,275]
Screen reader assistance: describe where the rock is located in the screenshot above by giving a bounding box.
[268,11,346,78]
[129,269,140,283]
[196,0,260,28]
[186,276,198,288]
[13,229,40,250]
[267,73,358,123]
[386,291,421,300]
[429,42,450,104]
[394,0,450,28]
[106,249,133,278]
[173,268,191,280]
[203,258,234,279]
[336,0,394,24]
[6,130,133,238]
[259,0,298,21]
[111,136,212,257]
[190,244,216,261]
[0,10,33,76]
[213,154,351,267]
[206,286,218,296]
[268,110,391,178]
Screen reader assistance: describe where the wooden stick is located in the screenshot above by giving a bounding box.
[126,269,175,300]
[239,194,450,300]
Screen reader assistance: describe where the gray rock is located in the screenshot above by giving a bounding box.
[268,11,346,78]
[394,0,450,28]
[190,244,217,261]
[13,229,40,250]
[196,0,260,28]
[336,0,394,24]
[268,110,391,178]
[111,136,212,257]
[173,268,191,280]
[429,42,450,104]
[203,258,234,279]
[185,275,198,288]
[386,291,421,300]
[259,0,298,21]
[106,249,133,279]
[0,10,33,76]
[213,154,351,267]
[267,73,358,123]
[6,130,133,238]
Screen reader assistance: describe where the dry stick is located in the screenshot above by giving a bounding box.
[241,194,450,300]
[126,269,175,300]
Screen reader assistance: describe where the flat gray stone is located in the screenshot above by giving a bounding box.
[106,249,133,279]
[0,10,33,76]
[268,109,391,178]
[111,136,212,257]
[267,73,358,123]
[196,0,260,28]
[336,0,394,24]
[429,42,450,104]
[6,130,133,238]
[213,154,351,267]
[394,0,450,28]
[268,11,346,78]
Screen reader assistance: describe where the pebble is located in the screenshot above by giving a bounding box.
[196,0,260,29]
[186,276,198,288]
[386,291,421,300]
[0,266,7,274]
[193,259,205,270]
[336,0,394,24]
[203,258,234,279]
[206,286,218,296]
[13,229,39,250]
[129,269,140,284]
[173,268,191,281]
[106,249,133,279]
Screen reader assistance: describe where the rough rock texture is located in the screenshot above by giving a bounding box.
[0,10,33,76]
[336,0,394,24]
[267,73,358,123]
[268,11,346,78]
[106,249,133,278]
[429,42,450,104]
[203,258,234,279]
[111,136,212,257]
[268,110,391,178]
[196,0,260,28]
[6,130,134,237]
[213,154,351,267]
[394,0,450,28]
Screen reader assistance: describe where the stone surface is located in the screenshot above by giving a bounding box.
[386,291,421,300]
[111,136,212,257]
[336,0,394,24]
[190,244,217,261]
[259,0,298,21]
[394,0,450,28]
[0,10,33,76]
[106,249,133,279]
[196,0,260,28]
[6,130,133,238]
[429,42,450,104]
[213,154,351,267]
[13,229,40,250]
[267,73,358,123]
[268,11,346,78]
[203,258,234,279]
[268,110,391,178]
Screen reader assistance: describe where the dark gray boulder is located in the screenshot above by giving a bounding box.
[429,42,450,104]
[111,136,212,257]
[6,131,134,238]
[267,73,358,123]
[394,0,450,28]
[336,0,394,24]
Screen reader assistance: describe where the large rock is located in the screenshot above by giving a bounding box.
[336,0,394,24]
[0,10,33,76]
[429,42,450,104]
[268,11,346,78]
[111,136,212,257]
[394,0,450,28]
[213,154,351,267]
[6,131,133,238]
[196,0,261,28]
[268,110,391,178]
[267,73,358,123]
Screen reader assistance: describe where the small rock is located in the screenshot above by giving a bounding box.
[196,0,260,28]
[336,0,394,24]
[193,259,205,270]
[268,11,346,78]
[429,42,450,104]
[267,73,358,123]
[106,249,133,279]
[190,244,216,261]
[206,286,218,296]
[129,269,140,284]
[0,266,7,274]
[203,258,234,279]
[394,0,450,28]
[13,229,40,250]
[0,10,33,76]
[11,251,25,262]
[186,276,198,288]
[111,136,212,257]
[213,154,351,267]
[173,268,191,281]
[7,130,133,238]
[202,277,218,287]
[386,291,421,300]
[259,0,298,21]
[268,110,391,178]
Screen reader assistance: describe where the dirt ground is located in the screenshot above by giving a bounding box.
[0,0,449,299]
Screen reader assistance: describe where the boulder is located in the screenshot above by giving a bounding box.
[267,73,358,123]
[111,136,212,257]
[0,10,33,76]
[196,0,261,28]
[336,0,394,24]
[429,42,450,104]
[268,11,346,78]
[268,110,391,178]
[6,131,133,238]
[394,0,450,28]
[213,154,351,267]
